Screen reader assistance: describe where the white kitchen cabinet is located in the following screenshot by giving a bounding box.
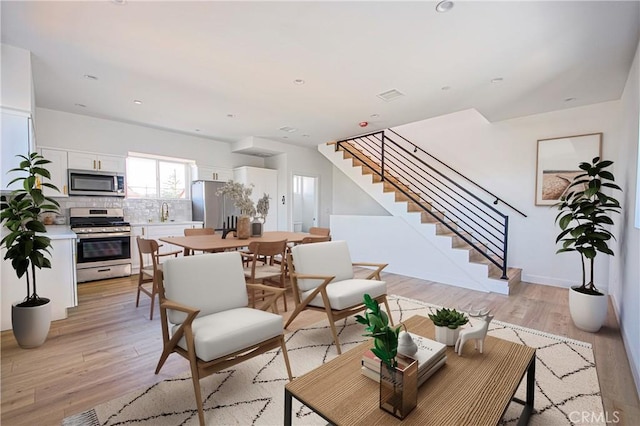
[68,151,126,173]
[234,166,278,231]
[1,228,77,331]
[130,222,203,273]
[1,110,34,191]
[39,147,69,197]
[191,164,233,182]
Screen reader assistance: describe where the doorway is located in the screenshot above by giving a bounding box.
[292,174,318,232]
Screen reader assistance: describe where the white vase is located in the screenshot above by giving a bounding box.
[569,287,607,332]
[434,326,460,346]
[12,298,52,348]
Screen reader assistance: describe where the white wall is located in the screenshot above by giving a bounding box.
[0,44,33,113]
[332,168,390,216]
[35,108,264,168]
[610,39,640,396]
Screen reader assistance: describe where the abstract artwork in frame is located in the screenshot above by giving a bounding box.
[535,133,602,206]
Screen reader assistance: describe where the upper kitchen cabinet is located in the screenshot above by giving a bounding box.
[68,151,126,173]
[233,166,278,231]
[1,110,34,191]
[191,164,233,182]
[39,147,69,197]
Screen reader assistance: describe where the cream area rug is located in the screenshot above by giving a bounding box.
[63,295,603,426]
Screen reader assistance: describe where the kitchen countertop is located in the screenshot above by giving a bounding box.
[43,225,77,240]
[130,221,203,226]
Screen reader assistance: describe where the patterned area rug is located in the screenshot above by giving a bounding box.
[63,295,603,426]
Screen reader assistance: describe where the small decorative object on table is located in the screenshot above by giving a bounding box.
[454,307,493,356]
[356,294,417,420]
[428,307,469,346]
[252,193,270,237]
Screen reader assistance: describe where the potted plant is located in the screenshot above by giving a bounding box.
[356,294,417,419]
[1,152,60,348]
[555,157,622,332]
[428,307,469,346]
[252,193,270,237]
[216,180,255,239]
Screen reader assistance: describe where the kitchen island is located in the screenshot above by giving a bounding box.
[1,225,78,331]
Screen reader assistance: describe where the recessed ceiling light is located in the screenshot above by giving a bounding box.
[279,126,297,133]
[436,1,454,13]
[283,136,289,139]
[227,114,235,118]
[293,79,305,85]
[83,74,98,80]
[302,134,310,137]
[133,100,142,105]
[491,78,504,84]
[195,129,201,132]
[74,103,86,108]
[110,0,127,5]
[370,113,380,118]
[564,97,576,102]
[441,86,451,91]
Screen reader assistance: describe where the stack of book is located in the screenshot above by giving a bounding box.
[361,333,447,387]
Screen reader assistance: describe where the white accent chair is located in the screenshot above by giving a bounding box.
[155,251,293,426]
[285,240,391,354]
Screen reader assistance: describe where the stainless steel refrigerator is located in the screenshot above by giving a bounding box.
[191,180,239,230]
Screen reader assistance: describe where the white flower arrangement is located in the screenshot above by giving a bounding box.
[216,180,256,217]
[256,193,270,221]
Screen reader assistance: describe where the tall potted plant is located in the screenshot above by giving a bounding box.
[555,157,621,332]
[356,294,417,419]
[1,152,60,348]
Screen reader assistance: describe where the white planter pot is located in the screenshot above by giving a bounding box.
[434,326,460,346]
[11,299,52,348]
[569,287,607,332]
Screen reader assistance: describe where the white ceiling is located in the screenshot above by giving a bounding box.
[2,1,639,153]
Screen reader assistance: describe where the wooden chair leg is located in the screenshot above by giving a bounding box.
[284,301,308,328]
[280,336,293,381]
[323,308,342,355]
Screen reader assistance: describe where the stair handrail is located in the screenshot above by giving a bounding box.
[387,128,527,218]
[335,130,510,280]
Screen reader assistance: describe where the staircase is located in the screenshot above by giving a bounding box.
[319,132,522,295]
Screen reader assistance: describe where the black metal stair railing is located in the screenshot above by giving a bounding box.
[335,130,521,280]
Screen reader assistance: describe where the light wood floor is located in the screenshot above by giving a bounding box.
[1,273,639,425]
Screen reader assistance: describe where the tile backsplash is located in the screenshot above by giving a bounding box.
[55,197,192,224]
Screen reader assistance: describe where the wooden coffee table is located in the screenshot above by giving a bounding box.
[284,315,536,425]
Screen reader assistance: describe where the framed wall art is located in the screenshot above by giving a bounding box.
[535,133,602,206]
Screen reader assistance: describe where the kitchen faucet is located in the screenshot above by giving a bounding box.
[160,202,169,222]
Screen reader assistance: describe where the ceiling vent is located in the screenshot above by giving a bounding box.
[376,89,405,102]
[279,126,297,133]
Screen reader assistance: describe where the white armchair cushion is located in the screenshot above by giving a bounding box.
[172,307,283,362]
[163,252,249,325]
[291,240,355,292]
[301,278,387,310]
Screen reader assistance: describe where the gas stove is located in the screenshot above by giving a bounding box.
[69,208,132,283]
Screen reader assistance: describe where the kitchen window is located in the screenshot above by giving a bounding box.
[126,154,191,199]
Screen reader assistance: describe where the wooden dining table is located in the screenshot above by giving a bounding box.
[158,230,322,254]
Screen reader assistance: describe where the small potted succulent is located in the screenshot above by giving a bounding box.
[428,307,469,346]
[356,294,417,419]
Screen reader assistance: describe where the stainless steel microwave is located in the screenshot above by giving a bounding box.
[68,169,125,197]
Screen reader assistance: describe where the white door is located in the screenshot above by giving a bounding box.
[292,174,318,232]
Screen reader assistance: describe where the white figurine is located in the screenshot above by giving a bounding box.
[454,308,493,356]
[397,331,418,357]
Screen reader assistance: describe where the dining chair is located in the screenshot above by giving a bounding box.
[242,240,288,312]
[136,236,181,320]
[309,227,331,237]
[183,227,217,255]
[286,240,391,354]
[155,251,293,426]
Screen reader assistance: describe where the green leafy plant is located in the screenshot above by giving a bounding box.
[428,307,468,329]
[355,293,401,369]
[555,157,622,295]
[1,152,60,307]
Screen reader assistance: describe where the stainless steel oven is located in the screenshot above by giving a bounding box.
[70,208,132,282]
